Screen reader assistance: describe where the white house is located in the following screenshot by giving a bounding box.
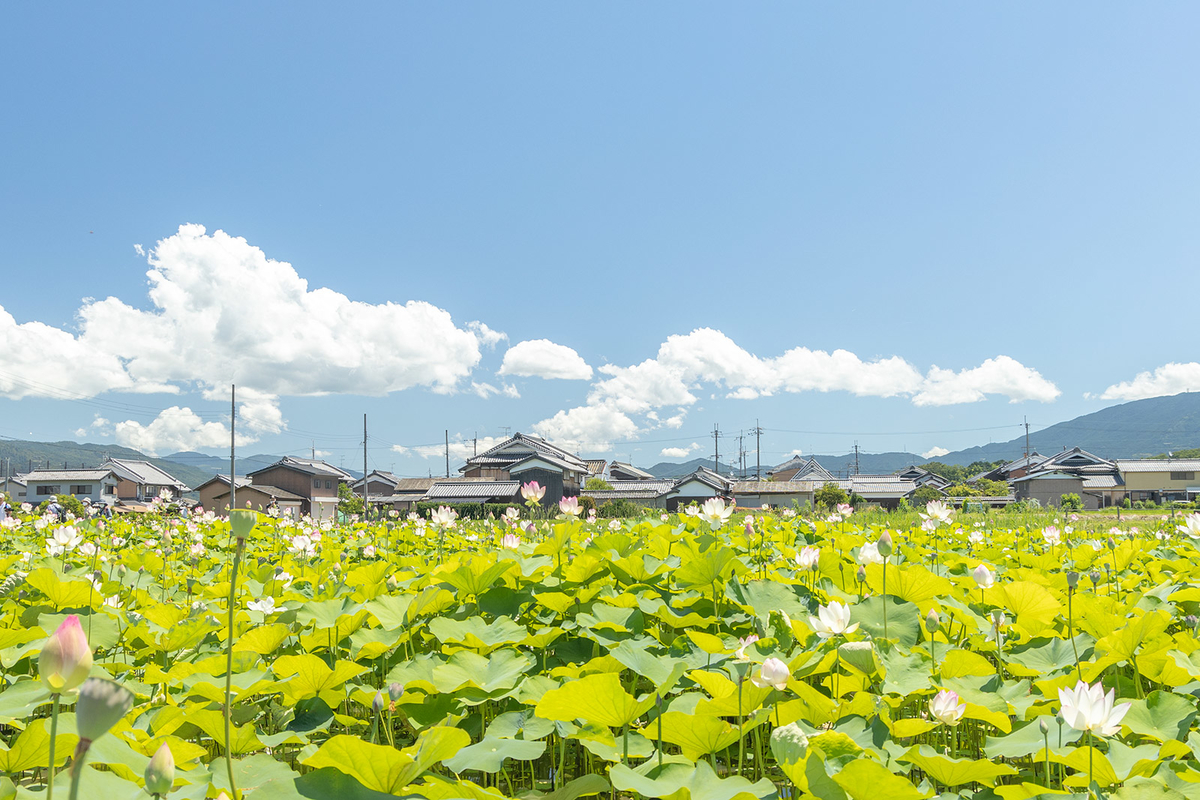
[23,469,121,506]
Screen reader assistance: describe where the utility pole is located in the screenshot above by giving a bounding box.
[736,431,744,477]
[363,414,369,518]
[229,384,237,512]
[713,424,720,473]
[445,430,450,478]
[854,441,860,476]
[311,441,315,459]
[1023,416,1031,459]
[755,421,763,481]
[473,432,478,456]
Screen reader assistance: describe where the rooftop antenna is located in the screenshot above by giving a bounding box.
[229,385,237,511]
[363,414,369,518]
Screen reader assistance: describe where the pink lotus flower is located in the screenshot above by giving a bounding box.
[40,615,92,694]
[500,533,521,549]
[835,503,854,517]
[521,482,546,503]
[559,496,581,517]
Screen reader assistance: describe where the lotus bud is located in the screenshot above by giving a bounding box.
[1066,571,1079,590]
[372,691,385,714]
[744,517,754,536]
[386,575,399,591]
[118,565,128,577]
[144,741,175,796]
[856,565,866,583]
[1039,717,1049,734]
[925,610,940,635]
[18,589,27,600]
[876,531,893,558]
[388,682,404,702]
[1107,537,1115,550]
[75,677,133,742]
[216,794,232,800]
[40,615,93,694]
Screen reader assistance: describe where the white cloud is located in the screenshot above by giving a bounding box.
[912,356,1060,406]
[0,224,497,437]
[314,449,331,458]
[660,443,700,458]
[1099,362,1200,401]
[393,434,507,463]
[498,339,593,381]
[922,446,950,459]
[111,406,248,456]
[531,402,639,453]
[502,384,520,399]
[787,448,804,457]
[534,328,1059,454]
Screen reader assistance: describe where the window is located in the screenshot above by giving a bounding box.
[1171,471,1195,481]
[325,480,332,489]
[69,485,93,495]
[104,485,116,495]
[314,478,321,488]
[36,485,60,496]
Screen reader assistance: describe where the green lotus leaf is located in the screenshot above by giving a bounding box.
[997,581,1062,637]
[0,717,75,772]
[443,735,546,773]
[428,615,527,653]
[864,563,953,604]
[658,710,745,759]
[1007,635,1095,676]
[985,719,1083,759]
[899,744,1018,787]
[303,728,469,793]
[535,672,655,729]
[434,558,516,598]
[432,648,533,698]
[609,759,777,800]
[831,757,933,800]
[1122,691,1198,742]
[855,596,921,650]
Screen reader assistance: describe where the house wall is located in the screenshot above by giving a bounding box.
[27,477,119,506]
[1122,471,1198,494]
[735,492,812,509]
[198,482,235,512]
[212,488,301,519]
[463,465,510,479]
[508,467,565,506]
[251,466,335,500]
[1014,478,1094,509]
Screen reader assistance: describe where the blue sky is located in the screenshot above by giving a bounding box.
[2,3,1199,474]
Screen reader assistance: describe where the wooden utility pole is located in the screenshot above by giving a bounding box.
[713,425,720,472]
[445,430,450,478]
[363,414,369,518]
[229,385,237,512]
[755,421,762,480]
[854,442,860,476]
[1024,416,1031,459]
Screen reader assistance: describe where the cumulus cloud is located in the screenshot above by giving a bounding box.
[533,328,1059,452]
[0,224,502,444]
[111,406,246,456]
[1098,363,1200,401]
[531,402,639,453]
[393,434,507,463]
[498,339,593,381]
[922,446,950,459]
[660,443,700,459]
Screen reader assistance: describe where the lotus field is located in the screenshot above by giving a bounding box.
[6,498,1200,800]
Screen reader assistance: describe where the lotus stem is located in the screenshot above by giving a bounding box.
[1067,590,1081,683]
[737,676,745,776]
[47,693,60,800]
[68,741,89,800]
[224,537,245,800]
[882,561,888,641]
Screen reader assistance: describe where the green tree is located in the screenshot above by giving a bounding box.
[814,482,847,509]
[1060,493,1083,511]
[337,482,363,516]
[945,483,981,497]
[912,486,943,505]
[584,477,613,490]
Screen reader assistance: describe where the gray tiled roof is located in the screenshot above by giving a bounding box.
[1083,475,1123,489]
[105,458,189,489]
[250,457,353,480]
[424,481,522,501]
[1116,459,1200,473]
[25,469,116,482]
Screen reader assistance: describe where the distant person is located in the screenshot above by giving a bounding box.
[0,498,9,521]
[46,496,66,522]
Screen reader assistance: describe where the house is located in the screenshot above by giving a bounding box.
[195,475,251,513]
[583,480,675,510]
[460,433,588,505]
[1010,471,1093,509]
[352,471,400,498]
[247,456,353,521]
[584,460,608,479]
[607,461,656,481]
[104,458,190,502]
[733,480,817,509]
[1114,459,1200,504]
[208,483,304,519]
[662,468,734,511]
[767,456,837,483]
[895,466,951,491]
[845,476,919,509]
[23,468,121,507]
[0,475,27,502]
[423,480,523,506]
[978,453,1048,482]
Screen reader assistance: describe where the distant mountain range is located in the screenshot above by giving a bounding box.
[5,392,1199,489]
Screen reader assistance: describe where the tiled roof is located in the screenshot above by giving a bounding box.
[105,458,189,489]
[1116,459,1200,473]
[733,480,816,494]
[509,452,587,475]
[250,457,353,480]
[1083,475,1123,489]
[196,474,252,490]
[466,433,588,471]
[584,489,665,500]
[25,469,116,482]
[584,459,607,475]
[424,481,522,501]
[608,461,655,480]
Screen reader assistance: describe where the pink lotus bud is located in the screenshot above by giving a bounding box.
[39,615,93,694]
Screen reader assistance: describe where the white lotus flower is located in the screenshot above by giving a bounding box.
[973,564,996,589]
[502,507,521,525]
[735,634,759,659]
[1042,526,1061,546]
[921,500,953,525]
[797,547,820,571]
[928,689,966,726]
[750,657,791,691]
[809,601,858,639]
[1177,513,1200,539]
[46,526,84,556]
[969,530,984,546]
[857,542,884,565]
[698,498,734,530]
[429,506,458,528]
[248,597,283,615]
[1058,680,1130,737]
[500,533,521,549]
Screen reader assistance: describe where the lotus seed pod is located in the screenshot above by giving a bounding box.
[876,530,894,558]
[925,610,940,634]
[388,682,404,702]
[144,741,175,795]
[229,509,257,540]
[1186,615,1199,630]
[39,615,93,694]
[1066,571,1079,589]
[1089,570,1102,586]
[75,677,133,742]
